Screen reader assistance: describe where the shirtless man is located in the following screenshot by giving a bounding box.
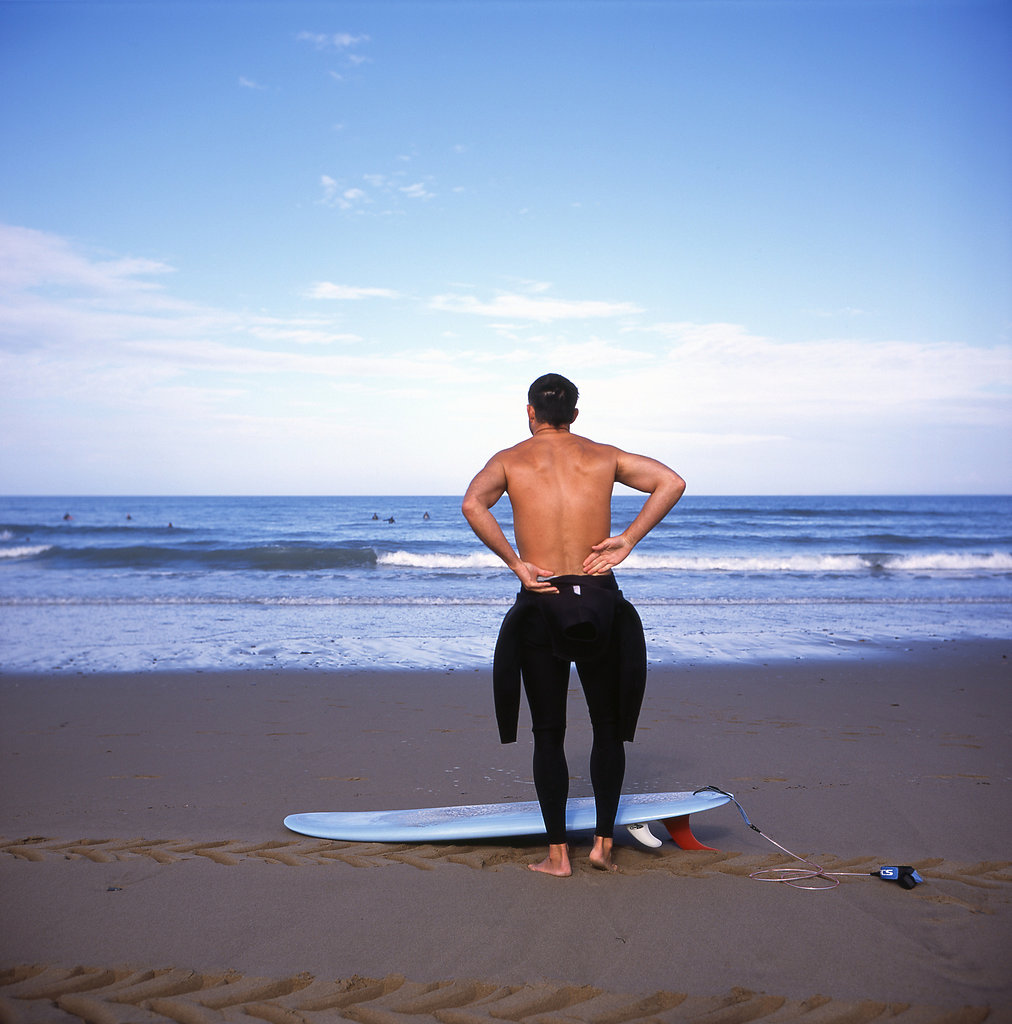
[462,373,685,875]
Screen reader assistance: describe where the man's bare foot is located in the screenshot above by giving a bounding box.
[528,843,571,876]
[589,835,618,872]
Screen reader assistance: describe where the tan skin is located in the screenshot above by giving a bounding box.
[462,404,685,875]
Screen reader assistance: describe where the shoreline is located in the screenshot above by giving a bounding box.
[0,631,1007,676]
[3,622,1010,678]
[2,639,1010,1015]
[2,589,1008,676]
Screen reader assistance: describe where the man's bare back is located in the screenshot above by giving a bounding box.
[462,405,685,593]
[498,428,618,576]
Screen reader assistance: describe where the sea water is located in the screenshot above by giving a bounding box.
[0,494,1009,673]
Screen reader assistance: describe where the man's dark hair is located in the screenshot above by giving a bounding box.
[528,373,579,426]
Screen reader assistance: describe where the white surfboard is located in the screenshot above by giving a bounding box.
[284,789,729,849]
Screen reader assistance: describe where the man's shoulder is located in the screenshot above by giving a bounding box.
[568,434,624,463]
[500,433,612,455]
[501,433,621,461]
[495,436,539,462]
[577,434,621,454]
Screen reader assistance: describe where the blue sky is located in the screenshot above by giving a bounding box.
[1,0,1009,495]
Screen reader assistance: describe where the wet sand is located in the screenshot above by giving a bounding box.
[1,638,1010,1022]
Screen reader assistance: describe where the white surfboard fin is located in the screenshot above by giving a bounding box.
[626,821,662,848]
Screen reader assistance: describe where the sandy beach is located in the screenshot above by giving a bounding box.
[2,638,1010,1022]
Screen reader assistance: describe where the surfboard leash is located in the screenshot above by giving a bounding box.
[694,786,924,892]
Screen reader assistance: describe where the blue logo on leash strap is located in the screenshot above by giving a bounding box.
[873,865,924,889]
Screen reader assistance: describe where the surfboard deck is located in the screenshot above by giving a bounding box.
[284,789,729,848]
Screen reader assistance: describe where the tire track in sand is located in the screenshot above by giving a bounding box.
[0,964,1000,1024]
[2,836,1009,895]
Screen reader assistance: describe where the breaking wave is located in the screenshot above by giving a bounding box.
[377,549,1012,574]
[0,544,52,559]
[622,551,1012,573]
[3,543,1009,575]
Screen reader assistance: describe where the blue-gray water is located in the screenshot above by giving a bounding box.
[1,495,1009,673]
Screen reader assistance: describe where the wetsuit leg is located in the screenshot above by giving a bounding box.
[520,615,571,845]
[575,642,625,839]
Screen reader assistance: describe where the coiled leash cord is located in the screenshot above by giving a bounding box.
[694,786,923,892]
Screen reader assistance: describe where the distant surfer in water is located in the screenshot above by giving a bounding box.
[462,373,685,875]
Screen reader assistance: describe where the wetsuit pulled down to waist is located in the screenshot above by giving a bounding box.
[534,572,620,662]
[492,573,647,745]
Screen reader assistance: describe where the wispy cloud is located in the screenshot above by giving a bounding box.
[2,224,1008,493]
[0,225,366,361]
[319,176,369,211]
[0,224,174,296]
[806,306,868,318]
[307,283,400,300]
[617,321,1012,429]
[399,182,434,200]
[428,290,643,322]
[320,170,439,213]
[246,319,363,346]
[297,30,371,76]
[296,31,370,50]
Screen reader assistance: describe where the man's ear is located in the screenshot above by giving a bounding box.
[571,408,579,423]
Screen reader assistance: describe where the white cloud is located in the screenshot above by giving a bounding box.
[429,291,643,322]
[610,322,1012,430]
[296,30,371,77]
[321,176,384,209]
[318,176,371,210]
[806,306,868,318]
[238,76,266,90]
[307,283,400,301]
[320,167,450,214]
[2,224,1008,494]
[399,182,433,200]
[0,223,174,295]
[296,31,369,50]
[539,336,652,369]
[644,321,761,348]
[246,318,362,345]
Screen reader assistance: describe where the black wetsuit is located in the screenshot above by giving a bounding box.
[492,574,646,844]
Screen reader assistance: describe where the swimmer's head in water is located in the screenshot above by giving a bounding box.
[528,373,578,427]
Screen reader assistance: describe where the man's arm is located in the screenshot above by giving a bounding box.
[582,452,685,576]
[462,458,559,593]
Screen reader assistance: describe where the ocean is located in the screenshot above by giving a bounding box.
[1,494,1009,673]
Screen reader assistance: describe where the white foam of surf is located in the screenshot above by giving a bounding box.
[0,544,51,559]
[376,549,1012,573]
[377,550,502,570]
[625,551,1012,572]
